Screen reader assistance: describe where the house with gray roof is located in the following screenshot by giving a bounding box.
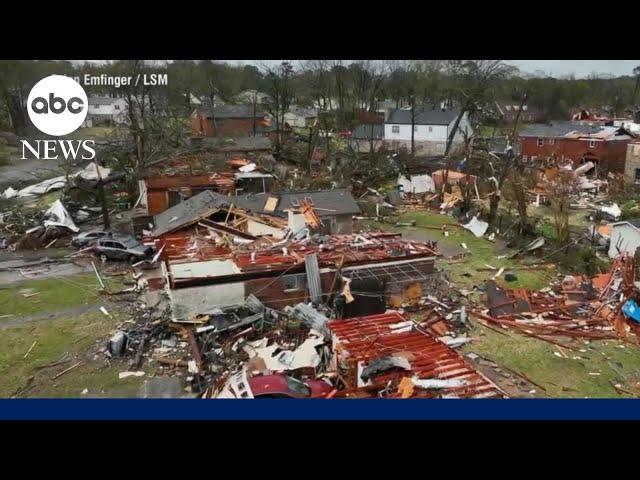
[87,96,128,125]
[150,189,360,237]
[384,107,472,155]
[190,105,279,138]
[351,124,385,153]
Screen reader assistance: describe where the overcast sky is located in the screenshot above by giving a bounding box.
[509,60,640,78]
[230,60,640,78]
[76,60,640,78]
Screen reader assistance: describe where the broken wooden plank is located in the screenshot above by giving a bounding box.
[52,361,82,380]
[198,218,257,240]
[182,326,203,371]
[23,340,37,359]
[155,357,189,367]
[91,261,106,290]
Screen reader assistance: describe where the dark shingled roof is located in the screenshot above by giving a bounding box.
[195,105,267,119]
[386,107,460,126]
[229,189,361,218]
[151,190,230,237]
[519,122,602,138]
[352,124,384,140]
[151,189,360,237]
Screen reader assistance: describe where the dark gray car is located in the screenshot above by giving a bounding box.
[96,234,154,263]
[71,230,110,248]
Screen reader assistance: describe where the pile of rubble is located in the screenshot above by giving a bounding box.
[474,254,640,345]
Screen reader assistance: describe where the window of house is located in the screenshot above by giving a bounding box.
[589,140,596,148]
[391,125,400,134]
[413,125,418,132]
[548,139,554,145]
[114,104,120,110]
[635,168,640,185]
[283,273,306,292]
[93,105,100,109]
[522,155,528,161]
[531,156,537,162]
[428,126,433,132]
[537,138,544,147]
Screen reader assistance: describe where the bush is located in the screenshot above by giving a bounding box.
[620,200,640,221]
[557,246,609,276]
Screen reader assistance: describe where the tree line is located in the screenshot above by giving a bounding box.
[2,60,640,135]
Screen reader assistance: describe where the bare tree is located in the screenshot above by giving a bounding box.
[261,62,295,158]
[547,169,580,246]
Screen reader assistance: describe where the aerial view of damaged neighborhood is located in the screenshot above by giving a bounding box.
[3,59,640,400]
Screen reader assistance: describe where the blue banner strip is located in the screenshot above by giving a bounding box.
[1,399,639,420]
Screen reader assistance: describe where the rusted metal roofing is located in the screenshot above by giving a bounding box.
[328,312,505,399]
[166,233,438,285]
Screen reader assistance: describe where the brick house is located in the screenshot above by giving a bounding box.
[190,105,292,142]
[624,142,640,186]
[519,122,634,172]
[190,105,268,137]
[495,101,543,123]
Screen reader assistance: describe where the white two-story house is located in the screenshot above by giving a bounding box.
[384,107,472,155]
[87,97,128,126]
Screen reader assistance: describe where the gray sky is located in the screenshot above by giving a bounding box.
[75,60,640,78]
[509,60,640,78]
[230,60,640,78]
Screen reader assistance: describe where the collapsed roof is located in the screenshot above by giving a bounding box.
[150,189,361,237]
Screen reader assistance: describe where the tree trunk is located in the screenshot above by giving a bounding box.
[410,101,416,157]
[98,182,110,230]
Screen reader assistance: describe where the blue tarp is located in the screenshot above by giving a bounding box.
[622,299,640,323]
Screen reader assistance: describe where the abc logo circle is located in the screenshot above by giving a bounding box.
[27,75,88,136]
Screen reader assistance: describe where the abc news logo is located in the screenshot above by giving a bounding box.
[22,75,95,160]
[31,93,85,115]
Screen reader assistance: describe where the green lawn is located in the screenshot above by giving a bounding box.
[66,126,118,140]
[464,324,640,398]
[0,273,125,317]
[0,309,146,397]
[366,210,555,290]
[0,144,18,166]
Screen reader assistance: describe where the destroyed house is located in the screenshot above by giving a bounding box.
[225,189,361,235]
[148,190,284,240]
[328,312,505,398]
[519,122,634,172]
[139,155,276,216]
[160,233,438,316]
[148,188,360,239]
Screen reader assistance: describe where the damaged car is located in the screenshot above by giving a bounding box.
[213,371,333,399]
[71,229,111,248]
[96,234,154,263]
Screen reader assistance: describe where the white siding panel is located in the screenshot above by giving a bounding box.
[609,224,640,258]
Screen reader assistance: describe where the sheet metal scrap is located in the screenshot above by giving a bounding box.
[477,255,640,342]
[328,312,506,399]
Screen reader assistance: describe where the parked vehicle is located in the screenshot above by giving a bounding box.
[95,234,154,263]
[337,129,352,138]
[215,371,333,399]
[71,230,110,248]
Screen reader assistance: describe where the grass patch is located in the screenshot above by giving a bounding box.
[0,144,18,166]
[0,309,142,397]
[66,126,116,140]
[0,273,125,317]
[365,210,555,290]
[464,324,640,398]
[36,190,62,209]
